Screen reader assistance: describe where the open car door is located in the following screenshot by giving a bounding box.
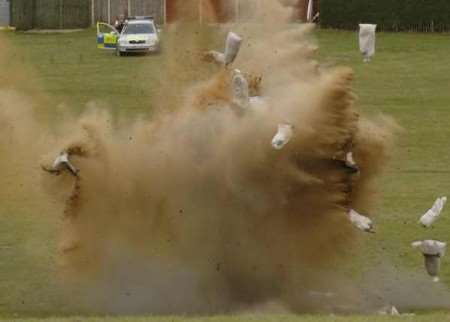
[97,22,119,49]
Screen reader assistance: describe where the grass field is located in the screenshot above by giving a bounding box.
[3,314,450,322]
[1,27,450,321]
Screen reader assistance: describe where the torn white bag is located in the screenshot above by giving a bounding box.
[224,32,242,65]
[359,24,377,62]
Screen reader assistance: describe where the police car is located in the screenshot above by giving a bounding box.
[97,16,160,56]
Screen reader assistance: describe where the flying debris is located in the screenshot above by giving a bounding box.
[412,240,447,282]
[223,32,242,65]
[204,32,242,66]
[42,151,79,177]
[359,24,377,63]
[390,306,400,316]
[231,69,250,107]
[348,209,375,233]
[248,96,267,110]
[231,69,268,112]
[344,151,359,174]
[419,196,447,228]
[271,123,294,150]
[204,51,225,64]
[378,305,400,315]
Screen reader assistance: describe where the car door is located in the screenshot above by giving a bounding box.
[97,22,119,49]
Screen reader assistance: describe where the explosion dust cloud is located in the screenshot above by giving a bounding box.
[2,0,445,315]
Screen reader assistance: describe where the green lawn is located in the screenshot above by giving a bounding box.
[3,314,450,322]
[1,27,450,321]
[1,29,164,115]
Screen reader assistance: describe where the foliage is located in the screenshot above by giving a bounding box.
[11,0,90,30]
[320,0,450,31]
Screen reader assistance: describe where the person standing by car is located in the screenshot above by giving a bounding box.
[114,14,126,33]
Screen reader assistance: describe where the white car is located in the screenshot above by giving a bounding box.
[97,16,160,56]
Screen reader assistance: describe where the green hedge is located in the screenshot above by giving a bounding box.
[320,0,450,32]
[12,0,90,30]
[11,0,33,30]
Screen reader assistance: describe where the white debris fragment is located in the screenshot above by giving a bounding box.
[419,196,447,227]
[205,32,242,66]
[43,151,79,177]
[344,151,359,173]
[345,151,356,167]
[348,209,375,233]
[271,123,294,150]
[205,50,225,64]
[249,96,264,106]
[306,0,314,23]
[231,69,250,107]
[248,96,269,112]
[231,70,268,112]
[359,24,377,63]
[412,240,446,282]
[378,305,400,315]
[223,32,242,65]
[391,306,400,315]
[412,240,446,257]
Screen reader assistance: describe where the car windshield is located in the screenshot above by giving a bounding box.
[123,23,155,34]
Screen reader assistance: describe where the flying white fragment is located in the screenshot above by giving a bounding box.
[419,196,447,227]
[378,305,400,316]
[345,151,359,173]
[42,151,79,177]
[306,0,314,23]
[348,209,375,233]
[248,96,268,111]
[231,70,268,112]
[411,240,446,282]
[359,24,377,63]
[231,69,250,107]
[206,51,225,64]
[205,32,242,66]
[389,306,400,316]
[271,123,294,150]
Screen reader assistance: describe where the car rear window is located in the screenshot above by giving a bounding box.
[124,23,155,34]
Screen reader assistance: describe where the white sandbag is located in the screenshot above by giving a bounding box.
[411,240,446,257]
[345,151,359,173]
[203,32,242,66]
[306,0,314,22]
[231,69,249,107]
[378,305,400,316]
[224,32,242,65]
[271,123,294,150]
[412,240,447,282]
[419,196,447,227]
[390,306,400,316]
[42,151,79,177]
[348,209,375,233]
[424,255,441,282]
[205,50,225,64]
[359,24,377,62]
